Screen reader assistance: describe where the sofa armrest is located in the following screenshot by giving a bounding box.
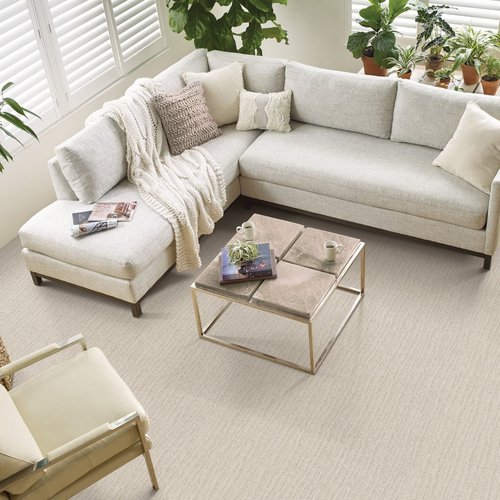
[0,335,87,379]
[485,168,500,256]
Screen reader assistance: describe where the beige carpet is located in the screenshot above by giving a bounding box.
[1,200,499,500]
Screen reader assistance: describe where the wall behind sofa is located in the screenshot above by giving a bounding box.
[0,1,358,249]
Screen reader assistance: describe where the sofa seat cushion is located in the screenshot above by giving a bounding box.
[19,180,174,280]
[239,122,489,230]
[10,347,147,455]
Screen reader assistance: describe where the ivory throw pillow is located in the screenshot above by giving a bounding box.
[151,81,222,156]
[432,102,500,194]
[182,62,244,126]
[236,89,292,133]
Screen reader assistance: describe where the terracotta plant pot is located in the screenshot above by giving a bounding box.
[361,55,388,77]
[461,64,480,85]
[401,70,412,80]
[436,78,450,89]
[481,77,500,96]
[425,56,444,76]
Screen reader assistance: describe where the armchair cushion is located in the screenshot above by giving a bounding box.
[10,347,147,455]
[0,385,45,494]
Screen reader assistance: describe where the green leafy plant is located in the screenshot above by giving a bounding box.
[227,240,259,263]
[346,0,412,69]
[433,57,463,88]
[447,26,493,72]
[166,0,288,55]
[386,44,424,77]
[415,4,455,61]
[481,55,500,81]
[0,82,40,173]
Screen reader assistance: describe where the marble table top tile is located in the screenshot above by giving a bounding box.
[251,261,336,319]
[283,227,361,277]
[228,213,304,260]
[194,257,261,300]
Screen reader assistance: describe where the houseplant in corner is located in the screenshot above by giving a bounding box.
[347,0,411,77]
[166,0,288,55]
[415,4,455,76]
[447,26,493,85]
[386,44,424,79]
[0,81,39,173]
[480,55,500,96]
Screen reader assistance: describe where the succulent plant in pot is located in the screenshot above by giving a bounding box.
[433,58,463,90]
[415,4,455,76]
[347,0,412,77]
[386,44,424,79]
[227,240,259,264]
[480,55,500,96]
[447,26,493,85]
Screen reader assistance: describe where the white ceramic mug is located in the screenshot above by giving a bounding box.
[324,240,344,262]
[236,221,256,241]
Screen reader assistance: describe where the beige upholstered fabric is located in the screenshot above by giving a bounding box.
[0,386,44,494]
[207,50,287,93]
[486,169,500,255]
[10,348,147,454]
[152,81,221,156]
[391,80,500,150]
[55,117,128,204]
[237,89,292,133]
[239,123,489,230]
[183,62,244,126]
[285,61,398,139]
[433,102,500,194]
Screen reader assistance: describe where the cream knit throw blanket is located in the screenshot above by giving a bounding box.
[86,78,226,271]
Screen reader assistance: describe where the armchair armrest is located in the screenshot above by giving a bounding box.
[485,168,500,256]
[0,335,87,379]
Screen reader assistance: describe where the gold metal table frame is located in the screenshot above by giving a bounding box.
[191,243,365,375]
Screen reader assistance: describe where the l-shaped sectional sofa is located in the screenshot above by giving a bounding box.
[19,49,500,316]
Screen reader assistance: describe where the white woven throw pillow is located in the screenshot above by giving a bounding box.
[236,89,292,133]
[182,62,243,126]
[432,102,500,194]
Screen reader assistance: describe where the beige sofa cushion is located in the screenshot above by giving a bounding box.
[207,50,287,93]
[0,385,44,495]
[391,80,500,150]
[285,61,398,139]
[239,122,489,230]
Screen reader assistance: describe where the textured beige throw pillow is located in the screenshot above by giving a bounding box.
[236,89,292,133]
[152,81,221,156]
[433,102,500,194]
[182,62,244,126]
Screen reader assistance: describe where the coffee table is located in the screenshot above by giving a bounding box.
[191,214,365,374]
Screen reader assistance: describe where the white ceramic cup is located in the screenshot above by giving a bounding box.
[236,221,256,241]
[324,240,344,262]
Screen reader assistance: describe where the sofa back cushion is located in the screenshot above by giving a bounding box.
[154,48,209,92]
[391,80,500,150]
[0,385,45,495]
[285,61,398,139]
[55,117,127,204]
[207,50,286,93]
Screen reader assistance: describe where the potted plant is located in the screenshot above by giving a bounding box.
[386,44,424,79]
[447,26,493,85]
[480,55,500,96]
[433,58,463,89]
[347,0,411,77]
[0,82,39,173]
[166,0,288,55]
[415,4,455,76]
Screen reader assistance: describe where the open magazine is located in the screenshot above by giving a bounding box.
[88,201,137,222]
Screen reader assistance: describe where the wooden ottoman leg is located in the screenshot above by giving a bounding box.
[483,255,492,270]
[30,272,42,286]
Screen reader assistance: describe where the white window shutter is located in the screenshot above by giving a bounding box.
[111,0,166,74]
[47,0,119,108]
[431,1,500,33]
[0,0,56,145]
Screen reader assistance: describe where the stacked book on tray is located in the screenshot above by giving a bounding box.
[219,242,277,285]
